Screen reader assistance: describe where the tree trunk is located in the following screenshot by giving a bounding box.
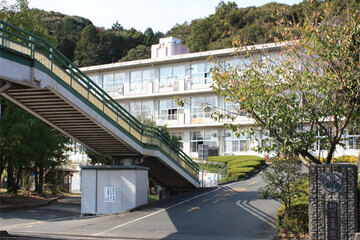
[12,166,23,194]
[0,155,4,184]
[6,166,13,193]
[34,166,39,193]
[37,167,44,194]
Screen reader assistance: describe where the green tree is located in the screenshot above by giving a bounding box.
[0,1,70,193]
[0,98,70,194]
[167,22,191,46]
[120,45,150,62]
[258,157,307,217]
[0,0,56,44]
[187,18,216,52]
[100,30,128,63]
[42,13,92,61]
[73,24,105,66]
[209,0,360,165]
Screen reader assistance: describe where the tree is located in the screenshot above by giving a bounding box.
[73,24,105,66]
[0,0,56,44]
[0,1,70,193]
[120,45,150,62]
[0,98,70,194]
[209,0,360,165]
[258,157,307,217]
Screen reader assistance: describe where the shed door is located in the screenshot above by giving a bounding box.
[81,170,96,214]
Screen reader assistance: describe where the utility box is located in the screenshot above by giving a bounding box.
[80,165,149,216]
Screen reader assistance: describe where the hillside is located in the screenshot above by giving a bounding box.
[34,1,311,67]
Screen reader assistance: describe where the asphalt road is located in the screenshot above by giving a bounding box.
[0,173,280,240]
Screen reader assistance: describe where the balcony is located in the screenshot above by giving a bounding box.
[101,77,214,99]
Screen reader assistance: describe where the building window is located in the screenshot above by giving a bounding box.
[224,100,246,117]
[190,63,212,85]
[190,130,217,153]
[191,96,217,119]
[224,130,252,153]
[130,70,143,91]
[128,100,154,121]
[114,72,126,88]
[100,72,126,96]
[130,101,142,118]
[172,65,185,80]
[347,128,360,150]
[159,67,172,87]
[159,99,184,120]
[103,73,114,92]
[89,75,101,87]
[170,132,184,149]
[141,101,154,120]
[159,66,185,89]
[142,69,154,84]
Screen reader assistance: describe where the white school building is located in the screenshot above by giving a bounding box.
[79,37,359,159]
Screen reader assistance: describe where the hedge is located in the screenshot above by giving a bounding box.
[227,158,265,168]
[208,155,266,182]
[228,167,255,178]
[277,203,309,235]
[229,160,264,170]
[332,155,358,163]
[208,155,264,163]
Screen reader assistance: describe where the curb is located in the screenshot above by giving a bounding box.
[0,194,64,212]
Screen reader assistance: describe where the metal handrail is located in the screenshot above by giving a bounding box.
[0,20,199,175]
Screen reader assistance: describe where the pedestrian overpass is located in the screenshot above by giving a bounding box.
[0,20,199,189]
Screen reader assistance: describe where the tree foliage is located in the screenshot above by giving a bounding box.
[210,0,360,165]
[120,45,150,62]
[2,0,308,66]
[1,98,70,194]
[258,157,307,217]
[0,1,70,194]
[168,1,297,52]
[0,0,56,44]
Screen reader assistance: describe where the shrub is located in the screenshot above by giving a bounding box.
[228,167,255,177]
[233,172,247,179]
[332,155,357,163]
[229,160,264,170]
[258,158,307,218]
[227,158,265,168]
[208,155,264,164]
[277,203,309,235]
[209,155,266,183]
[208,155,238,163]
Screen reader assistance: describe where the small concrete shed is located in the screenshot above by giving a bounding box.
[80,165,149,216]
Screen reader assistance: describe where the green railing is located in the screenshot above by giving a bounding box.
[0,20,199,180]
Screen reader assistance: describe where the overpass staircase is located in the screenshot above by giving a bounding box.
[0,20,199,189]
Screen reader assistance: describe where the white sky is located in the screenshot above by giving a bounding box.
[23,0,303,33]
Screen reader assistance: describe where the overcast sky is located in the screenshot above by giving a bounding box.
[23,0,303,33]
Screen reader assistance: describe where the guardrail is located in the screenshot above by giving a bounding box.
[0,20,199,180]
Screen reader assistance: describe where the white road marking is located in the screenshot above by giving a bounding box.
[95,187,221,236]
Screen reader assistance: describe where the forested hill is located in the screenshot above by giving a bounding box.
[38,1,307,67]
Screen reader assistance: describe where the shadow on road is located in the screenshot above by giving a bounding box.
[161,186,278,240]
[0,196,81,224]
